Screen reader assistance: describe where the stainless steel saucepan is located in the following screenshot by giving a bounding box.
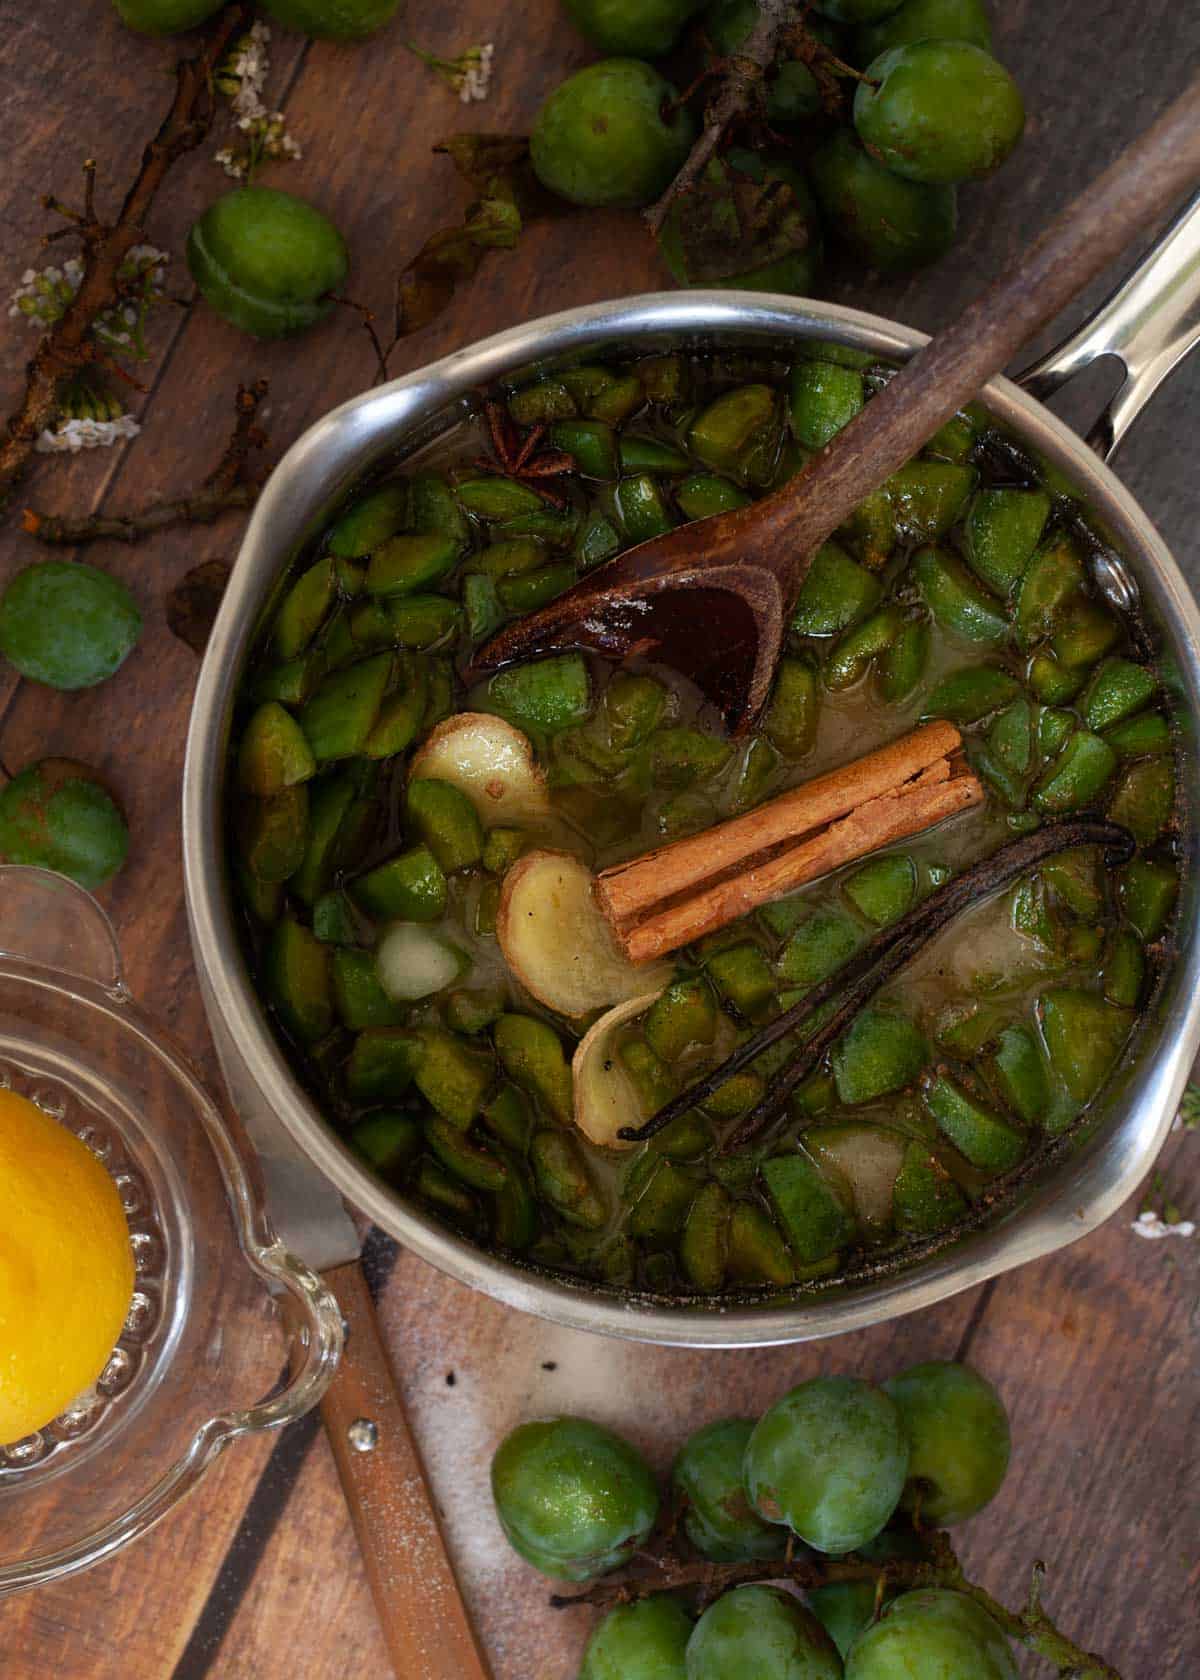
[183,192,1200,1349]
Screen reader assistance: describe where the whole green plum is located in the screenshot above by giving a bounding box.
[854,41,1025,183]
[807,1530,931,1659]
[845,1588,1018,1679]
[686,1586,842,1680]
[809,129,957,272]
[113,0,224,31]
[670,1418,785,1562]
[884,1361,1011,1525]
[658,153,821,294]
[260,0,401,38]
[0,561,141,690]
[563,0,704,57]
[530,60,696,209]
[187,186,349,340]
[853,0,991,61]
[579,1594,693,1680]
[0,759,129,890]
[491,1416,660,1580]
[744,1376,908,1553]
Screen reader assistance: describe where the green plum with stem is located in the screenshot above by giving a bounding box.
[854,41,1025,184]
[884,1362,1011,1525]
[188,186,349,340]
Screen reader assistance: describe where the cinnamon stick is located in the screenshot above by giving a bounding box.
[597,724,982,964]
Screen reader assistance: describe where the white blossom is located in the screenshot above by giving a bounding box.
[404,38,496,103]
[459,42,495,103]
[1131,1209,1196,1240]
[36,414,141,453]
[213,21,301,179]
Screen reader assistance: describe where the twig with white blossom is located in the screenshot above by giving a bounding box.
[22,380,268,545]
[0,1,251,508]
[403,38,496,104]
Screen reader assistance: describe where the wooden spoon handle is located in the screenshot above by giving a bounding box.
[320,1262,492,1680]
[768,71,1200,569]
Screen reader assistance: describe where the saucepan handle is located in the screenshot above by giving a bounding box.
[1019,188,1200,461]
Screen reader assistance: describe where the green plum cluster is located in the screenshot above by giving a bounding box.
[492,1361,1015,1678]
[546,0,1024,281]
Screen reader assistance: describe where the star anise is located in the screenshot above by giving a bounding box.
[475,399,576,506]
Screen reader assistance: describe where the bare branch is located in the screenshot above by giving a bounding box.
[644,0,800,237]
[22,380,268,545]
[0,2,252,505]
[548,1531,1123,1677]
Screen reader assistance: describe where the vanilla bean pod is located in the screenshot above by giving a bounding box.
[617,817,1135,1147]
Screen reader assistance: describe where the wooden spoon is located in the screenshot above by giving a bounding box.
[469,75,1200,734]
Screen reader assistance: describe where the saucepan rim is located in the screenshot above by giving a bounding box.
[183,290,1200,1348]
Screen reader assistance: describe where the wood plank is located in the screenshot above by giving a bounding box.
[955,1145,1200,1678]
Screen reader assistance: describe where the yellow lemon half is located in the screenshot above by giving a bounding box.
[0,1089,135,1443]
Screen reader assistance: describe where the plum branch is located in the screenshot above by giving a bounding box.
[0,1,252,507]
[644,0,800,237]
[549,1532,1123,1678]
[22,379,269,545]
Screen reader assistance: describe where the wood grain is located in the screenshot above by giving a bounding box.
[0,0,1198,1676]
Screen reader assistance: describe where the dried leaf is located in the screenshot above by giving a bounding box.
[392,132,569,341]
[395,196,523,337]
[434,133,531,193]
[673,158,814,284]
[167,560,231,655]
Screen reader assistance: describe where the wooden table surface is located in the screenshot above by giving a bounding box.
[2,2,1198,1675]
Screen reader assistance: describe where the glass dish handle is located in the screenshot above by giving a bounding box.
[0,864,127,995]
[1019,188,1200,461]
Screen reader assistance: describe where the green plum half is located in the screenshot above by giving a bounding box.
[671,1418,786,1563]
[579,1594,692,1680]
[491,1416,660,1580]
[563,0,704,57]
[745,1376,909,1553]
[686,1586,842,1680]
[809,130,956,272]
[187,186,349,340]
[884,1361,1011,1524]
[0,561,141,690]
[530,60,696,209]
[845,1588,1018,1679]
[854,41,1025,184]
[0,758,129,890]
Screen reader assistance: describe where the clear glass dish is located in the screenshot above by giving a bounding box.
[0,865,343,1595]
